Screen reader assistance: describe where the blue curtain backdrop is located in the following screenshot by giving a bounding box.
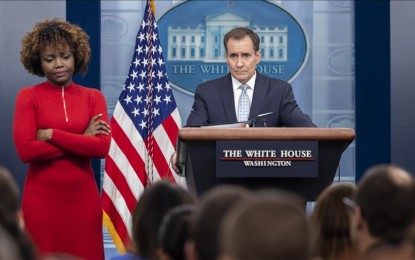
[66,0,102,189]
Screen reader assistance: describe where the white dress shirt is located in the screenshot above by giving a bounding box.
[232,73,257,115]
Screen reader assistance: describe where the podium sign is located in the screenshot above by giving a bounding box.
[176,127,355,200]
[216,140,318,178]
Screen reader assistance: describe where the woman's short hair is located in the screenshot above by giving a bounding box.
[20,17,91,77]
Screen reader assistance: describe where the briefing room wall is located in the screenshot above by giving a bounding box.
[0,1,66,192]
[0,0,357,191]
[390,1,415,175]
[100,0,356,183]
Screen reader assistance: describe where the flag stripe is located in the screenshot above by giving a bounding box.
[162,111,180,145]
[146,131,172,180]
[102,171,133,237]
[110,112,147,186]
[104,156,137,212]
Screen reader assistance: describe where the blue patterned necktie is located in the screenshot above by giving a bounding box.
[238,84,250,122]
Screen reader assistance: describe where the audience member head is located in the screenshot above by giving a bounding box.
[219,189,309,260]
[157,204,195,260]
[0,221,22,260]
[0,166,20,222]
[309,182,357,260]
[131,180,196,259]
[350,164,415,253]
[0,166,37,260]
[188,185,253,260]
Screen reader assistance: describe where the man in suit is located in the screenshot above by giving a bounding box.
[187,27,315,127]
[172,27,315,173]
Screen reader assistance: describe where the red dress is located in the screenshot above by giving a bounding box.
[13,82,111,260]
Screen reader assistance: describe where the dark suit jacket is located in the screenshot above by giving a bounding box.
[187,72,316,127]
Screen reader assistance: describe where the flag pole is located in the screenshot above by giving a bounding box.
[102,0,184,253]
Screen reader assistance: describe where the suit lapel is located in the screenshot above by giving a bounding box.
[250,73,267,120]
[220,75,238,123]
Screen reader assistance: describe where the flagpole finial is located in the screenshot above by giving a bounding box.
[149,0,156,16]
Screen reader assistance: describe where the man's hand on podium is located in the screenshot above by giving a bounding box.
[170,152,182,174]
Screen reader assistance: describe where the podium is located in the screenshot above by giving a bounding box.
[176,127,355,201]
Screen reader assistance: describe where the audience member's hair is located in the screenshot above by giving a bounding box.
[191,185,253,260]
[0,220,22,260]
[0,166,20,218]
[309,182,358,260]
[131,180,196,259]
[409,222,415,259]
[219,189,309,260]
[0,166,37,260]
[356,164,415,244]
[157,204,195,260]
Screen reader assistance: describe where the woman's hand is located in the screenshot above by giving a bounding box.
[84,114,110,136]
[37,129,53,141]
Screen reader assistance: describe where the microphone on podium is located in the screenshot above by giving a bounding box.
[249,112,274,127]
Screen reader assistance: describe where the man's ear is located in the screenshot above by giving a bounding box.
[184,240,199,260]
[354,206,365,230]
[17,209,25,230]
[255,50,261,63]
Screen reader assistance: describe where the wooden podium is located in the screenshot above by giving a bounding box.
[176,127,355,201]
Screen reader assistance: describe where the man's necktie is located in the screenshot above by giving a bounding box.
[238,84,250,122]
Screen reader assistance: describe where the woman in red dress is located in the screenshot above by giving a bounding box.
[13,17,111,260]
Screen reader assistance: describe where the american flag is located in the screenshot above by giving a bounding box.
[102,0,185,252]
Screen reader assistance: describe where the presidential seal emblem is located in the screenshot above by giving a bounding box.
[158,0,309,94]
